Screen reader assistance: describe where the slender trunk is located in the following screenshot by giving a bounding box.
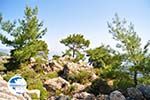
[72,44,75,58]
[72,49,75,58]
[134,70,137,86]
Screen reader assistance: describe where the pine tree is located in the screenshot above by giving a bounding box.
[0,6,48,62]
[108,14,150,86]
[60,34,90,60]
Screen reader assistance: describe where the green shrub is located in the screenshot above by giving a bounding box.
[27,78,48,100]
[64,85,75,95]
[4,64,49,100]
[3,71,16,81]
[41,71,58,81]
[19,66,48,100]
[113,79,134,90]
[67,70,91,84]
[4,58,20,71]
[99,66,134,91]
[87,78,112,95]
[138,76,150,85]
[52,55,60,60]
[46,72,58,78]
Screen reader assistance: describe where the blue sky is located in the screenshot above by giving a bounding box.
[0,0,150,55]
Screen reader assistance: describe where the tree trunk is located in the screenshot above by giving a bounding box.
[72,44,75,58]
[134,70,138,86]
[72,49,75,58]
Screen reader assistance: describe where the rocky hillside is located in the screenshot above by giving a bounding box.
[0,56,150,100]
[38,56,150,100]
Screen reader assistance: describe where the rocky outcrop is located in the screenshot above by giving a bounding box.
[44,77,70,92]
[0,76,31,100]
[137,85,150,100]
[43,56,95,74]
[109,90,126,100]
[72,92,96,100]
[72,83,86,93]
[4,55,150,100]
[48,95,70,100]
[0,56,10,63]
[127,87,144,100]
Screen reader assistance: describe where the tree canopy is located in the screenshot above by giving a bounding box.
[0,6,48,62]
[108,14,150,86]
[86,45,112,68]
[60,34,90,60]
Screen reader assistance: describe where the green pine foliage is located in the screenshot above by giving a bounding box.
[67,70,92,84]
[86,45,112,68]
[60,34,90,61]
[108,14,150,86]
[0,6,48,63]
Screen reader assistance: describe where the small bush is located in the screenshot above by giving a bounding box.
[113,79,134,90]
[52,55,60,60]
[27,78,48,100]
[138,76,150,85]
[19,66,48,100]
[87,78,112,95]
[64,85,75,95]
[3,71,16,81]
[4,64,49,100]
[42,71,58,80]
[4,58,20,71]
[67,70,92,84]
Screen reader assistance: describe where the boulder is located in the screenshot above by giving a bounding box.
[52,60,63,70]
[109,90,126,100]
[0,56,10,63]
[72,92,96,100]
[127,87,144,100]
[72,83,85,93]
[0,78,31,100]
[42,63,52,73]
[96,94,109,100]
[44,77,70,91]
[137,85,150,100]
[43,60,64,72]
[55,95,70,100]
[48,95,70,100]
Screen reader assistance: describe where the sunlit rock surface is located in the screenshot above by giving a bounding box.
[0,76,31,100]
